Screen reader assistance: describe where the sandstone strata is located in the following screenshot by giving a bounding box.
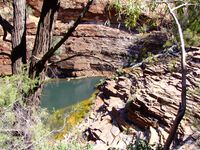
[27,0,114,23]
[70,48,200,149]
[0,40,11,75]
[48,28,167,77]
[0,0,168,76]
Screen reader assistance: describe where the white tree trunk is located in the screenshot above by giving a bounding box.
[164,2,187,150]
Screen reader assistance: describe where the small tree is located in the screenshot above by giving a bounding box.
[158,1,199,149]
[162,1,187,149]
[113,0,199,148]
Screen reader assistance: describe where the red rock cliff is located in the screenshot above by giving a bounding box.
[0,0,167,77]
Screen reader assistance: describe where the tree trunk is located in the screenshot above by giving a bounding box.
[27,0,60,104]
[11,0,26,74]
[164,3,187,149]
[31,0,94,79]
[27,0,93,104]
[29,0,60,79]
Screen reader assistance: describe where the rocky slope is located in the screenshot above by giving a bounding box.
[67,48,200,149]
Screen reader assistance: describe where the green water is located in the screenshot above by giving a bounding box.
[41,77,103,111]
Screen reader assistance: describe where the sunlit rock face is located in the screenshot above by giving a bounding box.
[27,0,116,22]
[25,0,168,77]
[0,0,167,76]
[81,49,200,149]
[26,0,131,77]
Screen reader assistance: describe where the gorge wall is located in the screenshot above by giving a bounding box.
[0,0,167,77]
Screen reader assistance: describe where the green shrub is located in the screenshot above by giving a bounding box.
[183,28,200,47]
[116,68,126,76]
[0,70,38,107]
[113,0,145,29]
[0,72,94,150]
[168,1,200,47]
[136,24,148,33]
[167,59,178,73]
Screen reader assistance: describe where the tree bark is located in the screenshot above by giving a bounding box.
[27,0,93,104]
[29,0,60,79]
[27,0,60,104]
[11,0,26,74]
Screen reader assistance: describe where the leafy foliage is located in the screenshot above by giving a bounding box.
[135,139,155,150]
[127,139,163,150]
[108,139,163,150]
[175,0,200,32]
[166,0,200,46]
[113,0,146,29]
[183,28,200,46]
[113,0,200,46]
[0,73,50,150]
[0,68,38,106]
[0,73,93,150]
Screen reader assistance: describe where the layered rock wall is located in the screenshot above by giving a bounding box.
[0,0,167,76]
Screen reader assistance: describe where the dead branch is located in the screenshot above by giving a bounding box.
[0,14,13,42]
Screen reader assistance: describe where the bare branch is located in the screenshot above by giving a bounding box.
[0,14,13,33]
[0,14,13,42]
[171,2,188,11]
[0,129,23,134]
